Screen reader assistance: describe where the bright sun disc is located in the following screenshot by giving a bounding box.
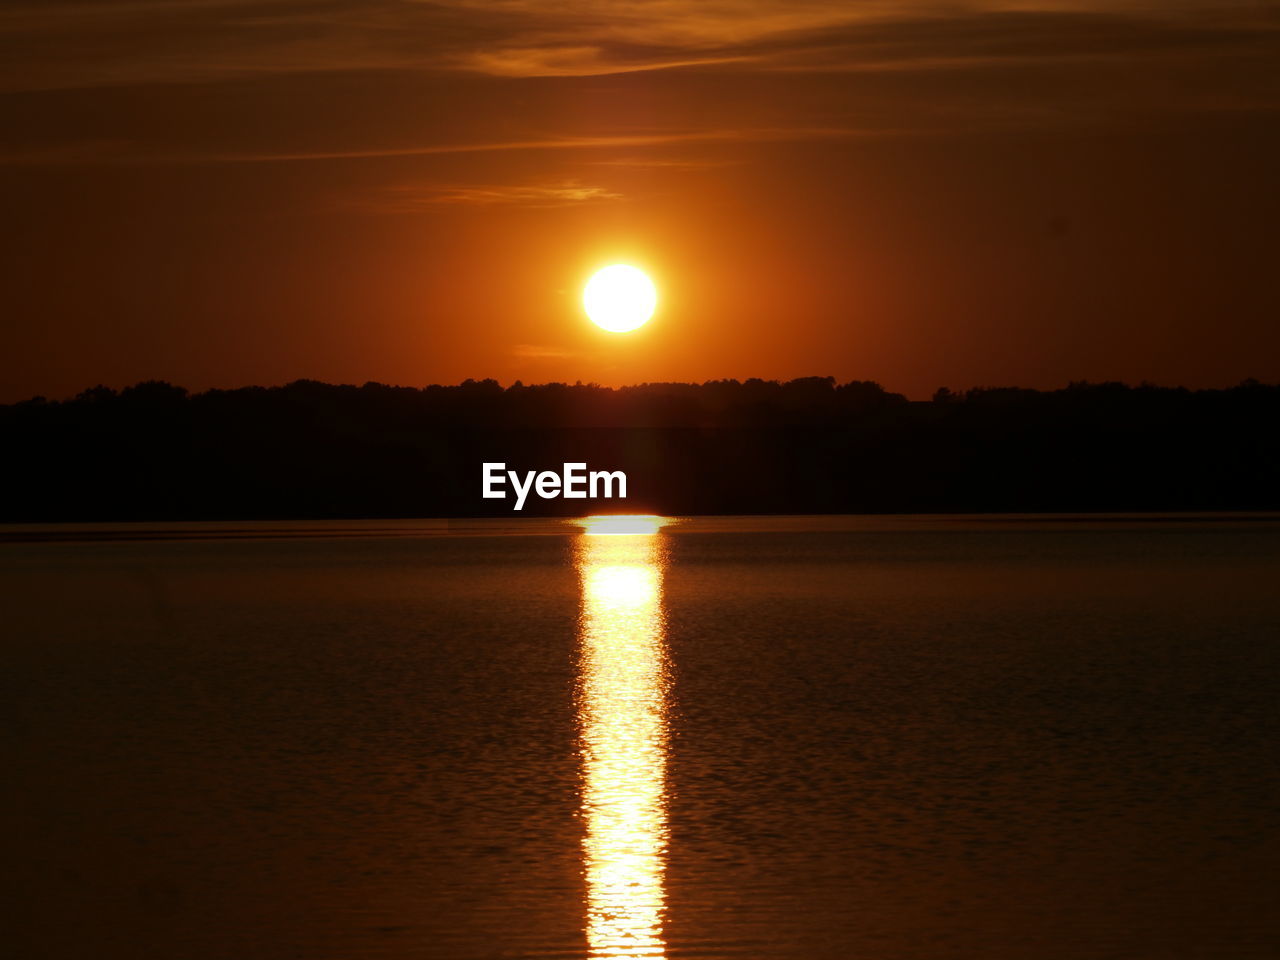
[584,265,657,333]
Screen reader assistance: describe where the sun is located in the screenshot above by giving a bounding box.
[583,264,657,333]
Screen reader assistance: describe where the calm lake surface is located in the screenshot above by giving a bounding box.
[4,515,1278,959]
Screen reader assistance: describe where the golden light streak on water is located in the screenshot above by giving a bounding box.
[574,515,672,958]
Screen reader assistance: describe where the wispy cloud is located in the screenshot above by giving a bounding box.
[438,0,918,77]
[2,1,1275,90]
[357,179,624,211]
[585,155,737,169]
[513,343,576,359]
[225,126,867,163]
[458,46,755,78]
[0,125,878,167]
[1,0,1275,179]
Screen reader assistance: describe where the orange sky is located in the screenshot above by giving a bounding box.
[2,1,1278,401]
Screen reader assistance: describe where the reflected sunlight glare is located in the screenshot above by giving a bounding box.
[575,515,676,537]
[575,516,672,958]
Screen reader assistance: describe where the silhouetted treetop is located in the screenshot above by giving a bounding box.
[1,377,1277,520]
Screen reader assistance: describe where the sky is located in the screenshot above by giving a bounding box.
[2,0,1277,401]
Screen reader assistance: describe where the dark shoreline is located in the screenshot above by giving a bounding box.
[5,377,1278,522]
[4,511,1280,545]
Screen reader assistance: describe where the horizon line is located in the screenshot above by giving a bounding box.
[6,374,1277,407]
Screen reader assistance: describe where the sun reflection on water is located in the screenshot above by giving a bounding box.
[574,515,672,958]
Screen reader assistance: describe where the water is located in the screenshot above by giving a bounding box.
[3,515,1277,959]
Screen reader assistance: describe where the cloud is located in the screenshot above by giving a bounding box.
[585,155,737,168]
[0,126,871,166]
[225,126,868,163]
[1,0,1275,176]
[754,8,1280,74]
[1,1,1275,90]
[356,179,624,211]
[513,344,576,359]
[457,45,754,78]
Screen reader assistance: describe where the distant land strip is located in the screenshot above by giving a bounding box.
[3,377,1277,521]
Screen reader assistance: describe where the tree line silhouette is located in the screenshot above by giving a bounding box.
[2,376,1277,520]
